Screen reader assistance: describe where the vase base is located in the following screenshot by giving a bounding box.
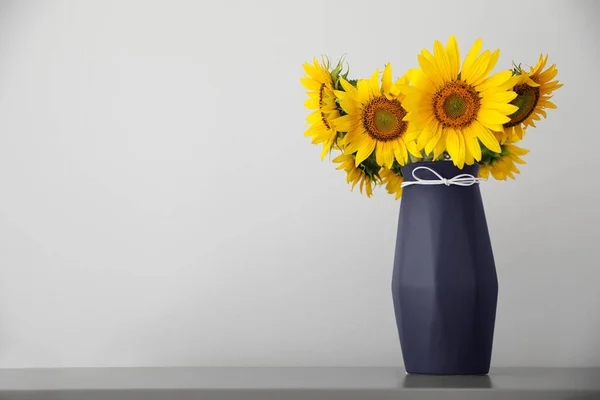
[403,370,493,389]
[405,370,490,376]
[406,372,490,376]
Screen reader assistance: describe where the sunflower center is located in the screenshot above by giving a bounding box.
[433,81,480,128]
[504,83,540,128]
[319,83,331,129]
[362,97,407,142]
[321,112,331,129]
[443,94,468,118]
[374,109,398,133]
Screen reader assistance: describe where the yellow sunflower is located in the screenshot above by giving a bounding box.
[500,54,562,142]
[400,35,519,169]
[380,168,404,200]
[479,143,529,180]
[332,64,421,168]
[301,57,340,159]
[333,152,378,197]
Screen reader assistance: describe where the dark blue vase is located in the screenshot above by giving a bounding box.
[392,161,498,375]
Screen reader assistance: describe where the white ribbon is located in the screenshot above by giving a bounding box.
[400,166,484,188]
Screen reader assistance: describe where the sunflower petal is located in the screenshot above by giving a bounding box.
[464,125,482,161]
[424,123,443,155]
[376,142,394,168]
[406,140,422,158]
[476,70,514,92]
[461,38,483,82]
[357,79,370,103]
[481,102,519,115]
[406,68,436,94]
[529,54,548,76]
[434,40,452,82]
[433,133,447,160]
[302,61,320,79]
[488,90,518,103]
[514,124,525,140]
[418,50,444,88]
[301,77,322,91]
[446,35,460,79]
[478,49,500,84]
[338,77,355,92]
[478,109,510,130]
[355,137,376,166]
[456,130,466,169]
[368,69,380,98]
[331,115,355,132]
[395,140,409,165]
[446,128,461,165]
[382,63,392,94]
[479,166,490,179]
[463,50,491,86]
[472,121,501,153]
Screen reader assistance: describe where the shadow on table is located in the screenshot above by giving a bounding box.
[401,373,493,389]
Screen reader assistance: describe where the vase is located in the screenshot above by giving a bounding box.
[391,160,498,375]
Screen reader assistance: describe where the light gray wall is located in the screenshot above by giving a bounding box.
[0,0,598,368]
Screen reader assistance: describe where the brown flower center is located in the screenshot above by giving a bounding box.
[362,97,407,142]
[318,84,326,108]
[504,83,540,128]
[433,81,481,128]
[319,83,331,129]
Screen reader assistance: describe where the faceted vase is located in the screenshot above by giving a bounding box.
[391,161,498,375]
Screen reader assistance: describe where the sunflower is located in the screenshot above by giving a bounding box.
[333,152,378,197]
[500,54,562,142]
[400,35,519,169]
[380,168,404,200]
[479,143,529,180]
[301,57,341,159]
[332,64,421,168]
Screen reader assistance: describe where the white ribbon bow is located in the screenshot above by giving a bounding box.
[400,166,484,188]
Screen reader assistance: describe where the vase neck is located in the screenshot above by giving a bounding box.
[401,161,479,182]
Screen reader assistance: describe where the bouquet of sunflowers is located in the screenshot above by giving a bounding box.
[301,35,561,199]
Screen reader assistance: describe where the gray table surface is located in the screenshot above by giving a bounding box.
[0,367,598,400]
